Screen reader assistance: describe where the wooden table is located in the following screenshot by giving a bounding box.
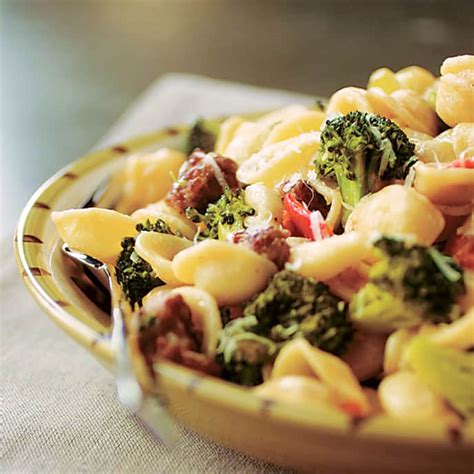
[2,0,473,236]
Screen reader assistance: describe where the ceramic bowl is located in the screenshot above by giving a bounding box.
[15,124,474,474]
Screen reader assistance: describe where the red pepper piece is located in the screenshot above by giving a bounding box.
[447,158,474,169]
[282,209,301,237]
[283,193,314,239]
[283,192,333,240]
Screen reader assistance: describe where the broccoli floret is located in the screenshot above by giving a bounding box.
[187,118,218,154]
[314,111,416,222]
[115,219,174,307]
[350,236,466,332]
[186,188,255,240]
[216,315,277,386]
[244,270,353,355]
[135,218,175,235]
[216,271,353,385]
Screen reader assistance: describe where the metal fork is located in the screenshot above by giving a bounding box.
[60,181,178,446]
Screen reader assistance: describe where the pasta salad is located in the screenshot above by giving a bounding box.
[53,55,474,426]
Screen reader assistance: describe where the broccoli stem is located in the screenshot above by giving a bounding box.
[335,153,366,223]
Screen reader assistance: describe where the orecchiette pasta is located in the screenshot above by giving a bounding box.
[436,55,474,127]
[428,309,474,350]
[214,116,245,154]
[257,105,308,126]
[326,87,374,116]
[366,87,438,135]
[237,132,320,187]
[131,200,197,240]
[383,313,474,377]
[262,110,326,146]
[51,208,136,263]
[409,123,474,164]
[115,149,186,214]
[410,128,457,163]
[383,328,417,375]
[218,105,308,164]
[379,371,459,425]
[172,240,277,305]
[134,231,193,285]
[244,183,284,227]
[413,162,474,206]
[325,263,370,301]
[288,232,372,281]
[328,82,438,135]
[254,375,338,413]
[368,65,436,96]
[219,121,272,165]
[452,123,474,159]
[346,185,445,245]
[271,339,370,416]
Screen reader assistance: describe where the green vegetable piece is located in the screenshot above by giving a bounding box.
[244,270,353,355]
[314,111,416,223]
[216,315,277,386]
[405,337,474,419]
[350,236,466,332]
[185,188,255,241]
[115,219,175,307]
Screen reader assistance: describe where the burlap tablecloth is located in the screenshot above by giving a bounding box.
[1,75,313,473]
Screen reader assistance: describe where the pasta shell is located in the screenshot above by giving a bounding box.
[220,121,272,165]
[412,128,456,164]
[326,87,374,115]
[263,110,326,146]
[131,200,197,240]
[134,231,193,286]
[271,339,369,416]
[367,68,399,94]
[395,66,436,95]
[244,183,284,227]
[172,240,277,305]
[237,132,320,187]
[379,371,456,422]
[428,309,474,350]
[51,208,136,263]
[254,375,336,410]
[214,116,245,154]
[436,55,474,127]
[452,123,474,159]
[346,185,445,245]
[115,149,186,214]
[413,162,474,206]
[288,232,372,281]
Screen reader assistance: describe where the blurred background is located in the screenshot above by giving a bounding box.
[1,0,473,237]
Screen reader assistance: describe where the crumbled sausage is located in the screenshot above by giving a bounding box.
[138,293,221,376]
[233,226,290,269]
[290,180,330,218]
[165,150,239,213]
